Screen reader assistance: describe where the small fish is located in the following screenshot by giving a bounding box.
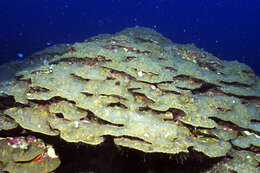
[17,53,24,58]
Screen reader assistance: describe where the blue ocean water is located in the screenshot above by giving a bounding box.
[0,0,259,75]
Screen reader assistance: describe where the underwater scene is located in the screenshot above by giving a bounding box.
[0,1,259,173]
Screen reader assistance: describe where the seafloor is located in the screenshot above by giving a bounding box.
[0,27,259,173]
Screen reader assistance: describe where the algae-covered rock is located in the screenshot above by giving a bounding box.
[0,27,259,171]
[0,136,60,173]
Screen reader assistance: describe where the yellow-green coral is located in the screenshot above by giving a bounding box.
[0,27,259,171]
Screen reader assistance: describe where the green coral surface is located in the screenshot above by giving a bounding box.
[0,27,259,172]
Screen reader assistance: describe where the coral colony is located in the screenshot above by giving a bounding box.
[0,27,259,172]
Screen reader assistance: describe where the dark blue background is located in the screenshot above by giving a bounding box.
[0,0,259,75]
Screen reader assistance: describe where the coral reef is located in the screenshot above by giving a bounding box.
[0,27,259,172]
